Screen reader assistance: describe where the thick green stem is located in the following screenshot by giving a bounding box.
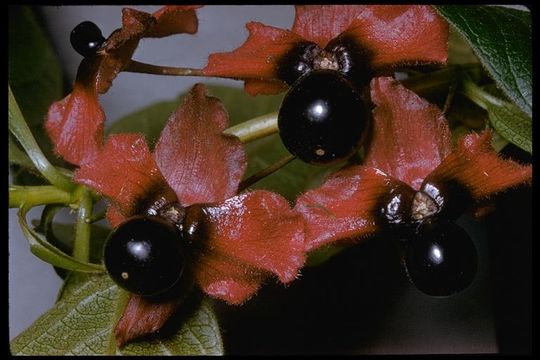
[223,112,279,143]
[126,60,204,77]
[73,187,93,263]
[9,185,72,208]
[8,85,74,191]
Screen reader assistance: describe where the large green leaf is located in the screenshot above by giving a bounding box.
[8,6,64,164]
[11,273,224,355]
[435,5,532,117]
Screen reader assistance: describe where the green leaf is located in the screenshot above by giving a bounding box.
[17,205,104,273]
[435,5,532,116]
[486,100,531,153]
[11,273,224,355]
[8,6,64,163]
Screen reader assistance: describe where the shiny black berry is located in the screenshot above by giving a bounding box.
[278,70,368,165]
[404,221,477,296]
[277,42,319,86]
[104,216,186,296]
[70,21,105,57]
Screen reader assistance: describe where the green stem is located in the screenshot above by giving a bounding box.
[73,187,93,262]
[87,209,107,224]
[223,112,279,143]
[9,185,72,208]
[459,73,503,110]
[8,85,74,192]
[401,63,483,96]
[239,154,296,191]
[126,60,204,77]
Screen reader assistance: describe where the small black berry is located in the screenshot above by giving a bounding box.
[104,216,186,296]
[404,221,477,296]
[70,21,105,58]
[278,70,368,165]
[277,42,319,86]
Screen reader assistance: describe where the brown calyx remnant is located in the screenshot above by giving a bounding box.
[313,49,339,71]
[411,191,439,221]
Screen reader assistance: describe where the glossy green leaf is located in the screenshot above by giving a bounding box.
[8,6,63,162]
[486,101,531,154]
[435,5,532,116]
[11,273,224,355]
[17,205,104,273]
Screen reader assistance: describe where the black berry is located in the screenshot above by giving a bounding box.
[104,216,186,296]
[278,70,368,165]
[277,42,319,86]
[404,221,477,296]
[70,21,105,58]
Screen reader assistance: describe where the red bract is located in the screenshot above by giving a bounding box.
[45,6,200,166]
[203,5,448,95]
[296,77,532,252]
[74,84,305,346]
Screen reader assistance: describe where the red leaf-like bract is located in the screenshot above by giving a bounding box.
[364,77,451,190]
[74,134,172,217]
[148,5,201,37]
[45,59,104,166]
[193,191,305,305]
[343,5,448,69]
[114,294,184,348]
[423,131,532,200]
[295,166,396,252]
[292,5,368,48]
[154,84,247,207]
[203,22,304,95]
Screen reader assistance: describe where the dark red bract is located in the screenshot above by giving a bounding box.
[203,5,449,95]
[295,77,532,252]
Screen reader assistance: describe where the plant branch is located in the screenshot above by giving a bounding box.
[223,112,279,143]
[9,185,72,208]
[239,154,296,191]
[73,187,93,263]
[125,60,204,77]
[8,85,75,192]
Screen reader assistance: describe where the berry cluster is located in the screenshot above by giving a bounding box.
[40,6,531,347]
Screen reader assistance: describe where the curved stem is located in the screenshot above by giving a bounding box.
[73,187,93,262]
[87,209,107,224]
[223,112,279,143]
[8,85,75,192]
[459,73,503,110]
[125,60,204,77]
[9,185,72,208]
[401,63,483,96]
[239,154,296,191]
